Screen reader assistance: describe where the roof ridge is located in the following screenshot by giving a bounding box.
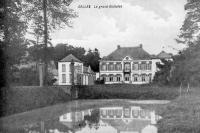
[60,54,82,62]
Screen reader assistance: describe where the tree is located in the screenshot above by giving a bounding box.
[53,43,86,68]
[23,0,77,85]
[171,43,200,86]
[1,0,28,87]
[84,48,101,72]
[177,0,200,44]
[153,59,173,86]
[172,0,200,86]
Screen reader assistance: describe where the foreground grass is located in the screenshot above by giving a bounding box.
[157,87,200,133]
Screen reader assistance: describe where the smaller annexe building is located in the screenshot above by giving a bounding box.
[58,54,96,85]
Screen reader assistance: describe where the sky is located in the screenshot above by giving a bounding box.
[51,0,187,57]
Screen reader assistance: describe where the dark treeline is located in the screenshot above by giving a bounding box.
[28,43,101,72]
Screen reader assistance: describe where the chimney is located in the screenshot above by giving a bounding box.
[117,45,120,49]
[139,44,143,48]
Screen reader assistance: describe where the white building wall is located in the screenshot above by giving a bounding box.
[100,59,161,84]
[58,61,83,85]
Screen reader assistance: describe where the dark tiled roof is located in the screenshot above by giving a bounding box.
[157,51,172,59]
[101,46,152,61]
[60,54,82,63]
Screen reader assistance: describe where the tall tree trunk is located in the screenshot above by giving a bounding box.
[43,0,48,86]
[2,0,9,88]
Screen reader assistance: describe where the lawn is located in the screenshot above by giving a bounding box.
[157,87,200,133]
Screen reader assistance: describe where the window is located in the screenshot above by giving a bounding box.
[110,76,113,82]
[142,74,145,82]
[133,63,138,70]
[124,63,131,71]
[133,75,138,82]
[117,76,121,81]
[125,74,130,81]
[141,63,146,70]
[106,76,110,82]
[108,64,114,71]
[116,64,122,70]
[115,109,122,117]
[62,74,66,83]
[147,63,152,70]
[102,65,106,71]
[138,64,141,70]
[62,64,66,72]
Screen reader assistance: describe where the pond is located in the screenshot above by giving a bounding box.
[0,99,169,133]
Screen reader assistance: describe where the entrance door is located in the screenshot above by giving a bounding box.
[124,74,130,83]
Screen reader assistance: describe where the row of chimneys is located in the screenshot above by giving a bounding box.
[117,44,143,49]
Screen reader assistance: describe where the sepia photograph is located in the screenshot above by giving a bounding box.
[0,0,200,132]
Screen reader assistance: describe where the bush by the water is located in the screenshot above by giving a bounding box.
[77,84,179,100]
[0,86,70,117]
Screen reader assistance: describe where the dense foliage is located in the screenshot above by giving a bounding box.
[53,43,101,72]
[154,0,200,87]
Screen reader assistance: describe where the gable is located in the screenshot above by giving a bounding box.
[123,56,132,61]
[60,54,82,63]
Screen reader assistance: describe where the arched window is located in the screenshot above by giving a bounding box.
[124,74,130,81]
[142,74,146,82]
[133,74,139,82]
[100,74,105,80]
[116,74,122,82]
[109,74,114,82]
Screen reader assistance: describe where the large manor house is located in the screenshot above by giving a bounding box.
[57,44,171,85]
[99,44,172,84]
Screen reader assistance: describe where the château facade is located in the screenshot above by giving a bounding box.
[99,44,164,84]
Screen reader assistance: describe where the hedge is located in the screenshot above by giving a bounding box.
[77,84,179,100]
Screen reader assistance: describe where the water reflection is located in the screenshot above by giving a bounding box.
[1,104,161,133]
[56,106,160,133]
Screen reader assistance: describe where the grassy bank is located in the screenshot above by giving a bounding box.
[157,87,200,133]
[0,86,71,117]
[78,84,179,100]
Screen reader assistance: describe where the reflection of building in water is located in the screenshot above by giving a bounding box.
[58,106,160,133]
[59,109,92,123]
[100,106,159,133]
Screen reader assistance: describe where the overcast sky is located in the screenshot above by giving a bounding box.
[51,0,187,57]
